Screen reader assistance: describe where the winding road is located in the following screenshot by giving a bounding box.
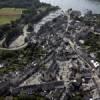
[0,25,29,51]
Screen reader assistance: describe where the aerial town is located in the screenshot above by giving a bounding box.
[0,0,100,100]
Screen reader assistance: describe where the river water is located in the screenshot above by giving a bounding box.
[40,0,100,14]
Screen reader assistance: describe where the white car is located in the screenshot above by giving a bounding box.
[91,60,100,68]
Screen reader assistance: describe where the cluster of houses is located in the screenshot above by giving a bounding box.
[0,9,100,100]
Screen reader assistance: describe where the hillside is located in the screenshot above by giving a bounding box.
[0,0,40,8]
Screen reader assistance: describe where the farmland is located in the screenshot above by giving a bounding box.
[0,8,25,25]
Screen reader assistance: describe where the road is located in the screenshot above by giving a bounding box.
[0,43,28,51]
[0,10,100,97]
[0,25,29,51]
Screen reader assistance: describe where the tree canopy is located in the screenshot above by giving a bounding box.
[0,0,40,8]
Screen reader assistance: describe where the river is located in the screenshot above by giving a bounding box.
[40,0,100,14]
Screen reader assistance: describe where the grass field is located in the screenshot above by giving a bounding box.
[0,8,25,25]
[0,16,20,25]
